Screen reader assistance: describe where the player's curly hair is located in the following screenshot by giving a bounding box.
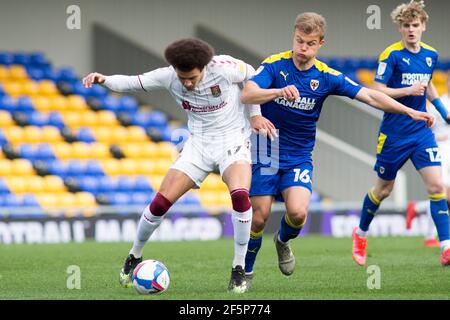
[391,0,429,25]
[164,38,214,72]
[294,12,327,40]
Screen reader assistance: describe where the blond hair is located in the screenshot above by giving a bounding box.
[294,12,327,40]
[391,0,429,25]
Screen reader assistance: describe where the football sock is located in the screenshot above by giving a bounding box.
[425,201,437,240]
[278,213,304,243]
[245,230,263,274]
[129,206,163,258]
[232,207,252,268]
[358,190,381,234]
[429,194,450,252]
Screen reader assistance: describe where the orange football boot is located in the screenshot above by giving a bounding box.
[423,238,440,248]
[406,201,417,230]
[352,227,367,266]
[440,248,450,266]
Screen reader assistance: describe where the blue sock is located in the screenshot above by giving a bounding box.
[358,190,381,232]
[278,214,303,243]
[429,194,450,242]
[245,230,263,274]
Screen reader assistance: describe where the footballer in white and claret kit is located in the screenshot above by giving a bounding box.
[82,38,276,294]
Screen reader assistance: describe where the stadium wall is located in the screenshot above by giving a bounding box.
[1,0,450,75]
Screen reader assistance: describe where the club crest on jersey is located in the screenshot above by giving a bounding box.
[210,85,222,97]
[426,57,432,67]
[377,62,387,76]
[310,79,319,91]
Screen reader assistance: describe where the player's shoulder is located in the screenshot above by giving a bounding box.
[261,51,292,66]
[378,41,405,61]
[314,59,342,77]
[420,42,439,56]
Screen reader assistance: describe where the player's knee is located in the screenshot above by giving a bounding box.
[230,188,251,212]
[287,207,308,226]
[251,214,266,232]
[374,184,394,201]
[427,181,446,196]
[149,192,173,216]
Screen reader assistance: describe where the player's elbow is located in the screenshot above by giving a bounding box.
[240,88,252,104]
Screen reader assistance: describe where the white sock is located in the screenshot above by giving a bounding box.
[425,203,437,240]
[440,240,450,253]
[232,207,252,268]
[129,205,163,258]
[415,200,429,213]
[356,227,368,237]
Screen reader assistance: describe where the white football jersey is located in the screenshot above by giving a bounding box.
[136,55,252,140]
[429,94,450,146]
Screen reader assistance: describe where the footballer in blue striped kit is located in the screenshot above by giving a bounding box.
[240,11,434,287]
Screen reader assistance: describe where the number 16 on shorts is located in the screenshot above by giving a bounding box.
[293,168,311,183]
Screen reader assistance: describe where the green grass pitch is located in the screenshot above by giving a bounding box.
[0,235,448,300]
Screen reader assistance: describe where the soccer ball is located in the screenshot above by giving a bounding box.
[132,259,170,295]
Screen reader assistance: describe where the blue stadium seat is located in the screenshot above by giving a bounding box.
[119,96,139,113]
[0,96,15,113]
[22,193,40,207]
[89,84,108,99]
[0,129,6,146]
[72,82,89,98]
[131,192,150,205]
[0,52,13,66]
[67,160,85,176]
[117,176,135,192]
[57,67,78,82]
[98,176,116,192]
[29,52,48,67]
[85,160,104,176]
[48,112,65,129]
[42,68,58,82]
[135,176,153,192]
[0,178,10,194]
[29,112,48,126]
[19,144,36,159]
[148,110,168,127]
[184,192,200,205]
[27,67,45,81]
[16,96,35,113]
[48,160,67,177]
[79,176,99,194]
[102,96,121,112]
[36,143,55,160]
[110,192,131,205]
[13,52,29,66]
[77,127,96,143]
[4,194,22,207]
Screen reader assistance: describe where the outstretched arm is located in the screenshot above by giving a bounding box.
[427,82,450,124]
[82,72,143,92]
[355,87,434,127]
[241,80,299,105]
[372,81,426,99]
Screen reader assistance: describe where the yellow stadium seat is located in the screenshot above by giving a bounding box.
[432,71,447,86]
[90,142,110,159]
[11,159,34,176]
[0,65,9,80]
[32,96,51,112]
[66,95,87,110]
[80,111,99,127]
[202,174,227,191]
[52,143,73,160]
[3,127,24,144]
[36,193,59,209]
[49,96,68,111]
[62,111,82,128]
[42,126,62,143]
[128,126,148,142]
[0,159,12,175]
[57,193,76,208]
[136,160,154,175]
[153,159,172,175]
[121,143,143,158]
[141,142,159,159]
[72,142,92,159]
[9,65,28,80]
[155,141,177,159]
[111,126,129,144]
[39,80,58,96]
[149,175,165,190]
[120,159,138,175]
[97,110,118,127]
[92,127,112,143]
[3,81,22,97]
[75,192,97,207]
[357,69,375,87]
[216,191,232,206]
[0,111,14,127]
[24,176,45,193]
[44,176,66,193]
[197,191,219,206]
[23,126,43,143]
[5,177,27,193]
[21,80,40,96]
[100,159,121,175]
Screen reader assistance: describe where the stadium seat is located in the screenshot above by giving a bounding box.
[44,176,66,193]
[90,142,110,159]
[0,110,14,127]
[12,159,34,176]
[85,160,104,176]
[5,176,27,193]
[72,142,92,159]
